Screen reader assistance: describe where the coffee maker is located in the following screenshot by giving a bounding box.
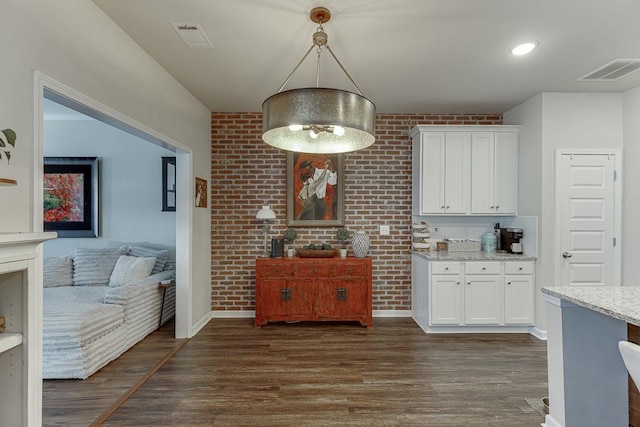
[500,228,524,254]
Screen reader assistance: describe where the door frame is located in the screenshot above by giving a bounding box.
[33,71,194,337]
[554,148,622,286]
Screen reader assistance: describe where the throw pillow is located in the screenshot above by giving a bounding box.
[108,255,156,287]
[43,256,74,287]
[128,246,169,274]
[73,246,128,286]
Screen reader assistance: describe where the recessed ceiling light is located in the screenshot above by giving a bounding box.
[510,41,538,56]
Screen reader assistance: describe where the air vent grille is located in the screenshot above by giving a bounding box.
[170,23,213,49]
[579,59,640,81]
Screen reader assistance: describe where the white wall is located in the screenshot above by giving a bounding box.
[505,92,624,331]
[0,0,212,336]
[623,87,640,285]
[43,117,176,257]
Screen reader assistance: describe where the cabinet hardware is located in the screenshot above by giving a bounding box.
[496,205,499,209]
[507,282,511,285]
[336,288,347,301]
[441,205,445,209]
[446,205,450,209]
[348,268,353,274]
[562,251,572,259]
[456,281,460,285]
[490,206,494,209]
[518,267,523,271]
[482,267,486,270]
[312,267,316,274]
[280,288,291,302]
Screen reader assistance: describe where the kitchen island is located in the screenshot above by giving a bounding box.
[542,286,640,427]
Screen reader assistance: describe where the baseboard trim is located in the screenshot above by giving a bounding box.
[189,311,214,337]
[373,310,412,317]
[211,310,255,318]
[209,310,413,319]
[529,327,548,340]
[542,413,562,427]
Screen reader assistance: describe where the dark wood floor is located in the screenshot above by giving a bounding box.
[86,318,548,426]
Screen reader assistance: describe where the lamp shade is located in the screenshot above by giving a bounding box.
[262,88,376,154]
[256,205,276,220]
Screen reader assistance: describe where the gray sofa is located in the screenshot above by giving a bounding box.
[43,245,175,379]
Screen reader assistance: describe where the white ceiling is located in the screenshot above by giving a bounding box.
[90,0,640,114]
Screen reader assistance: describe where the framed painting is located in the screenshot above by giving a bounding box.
[43,157,99,238]
[195,177,207,208]
[287,152,344,227]
[162,157,176,211]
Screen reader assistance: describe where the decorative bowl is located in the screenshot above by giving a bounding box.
[296,248,338,258]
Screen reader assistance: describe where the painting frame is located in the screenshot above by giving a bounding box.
[195,177,208,208]
[162,157,176,212]
[43,156,99,238]
[287,152,344,227]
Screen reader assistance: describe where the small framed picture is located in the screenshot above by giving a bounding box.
[195,177,208,208]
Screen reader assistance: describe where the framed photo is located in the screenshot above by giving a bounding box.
[195,177,207,208]
[43,157,99,238]
[162,157,176,212]
[287,152,344,227]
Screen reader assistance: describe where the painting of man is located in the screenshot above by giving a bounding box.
[287,153,343,226]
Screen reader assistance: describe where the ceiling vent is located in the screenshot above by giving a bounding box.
[578,59,640,81]
[170,23,213,49]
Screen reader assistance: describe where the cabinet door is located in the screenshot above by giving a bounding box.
[470,132,495,214]
[504,275,534,324]
[464,275,502,325]
[430,275,462,325]
[288,280,314,316]
[412,254,430,328]
[259,278,289,317]
[315,279,367,318]
[493,132,518,215]
[443,132,471,214]
[418,133,445,214]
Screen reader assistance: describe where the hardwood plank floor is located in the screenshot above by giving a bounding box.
[102,318,547,426]
[43,320,185,427]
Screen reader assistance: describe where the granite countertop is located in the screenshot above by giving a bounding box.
[542,286,640,327]
[412,250,537,261]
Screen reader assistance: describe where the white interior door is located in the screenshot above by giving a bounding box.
[556,152,619,286]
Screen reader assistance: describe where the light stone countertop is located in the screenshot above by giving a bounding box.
[542,286,640,327]
[412,250,537,261]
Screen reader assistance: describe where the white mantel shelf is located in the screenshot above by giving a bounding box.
[542,286,640,327]
[0,232,57,246]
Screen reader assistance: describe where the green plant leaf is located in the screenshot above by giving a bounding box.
[0,138,4,148]
[1,129,16,147]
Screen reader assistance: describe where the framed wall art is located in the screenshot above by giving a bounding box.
[287,152,344,227]
[195,177,207,208]
[162,157,176,212]
[43,157,99,238]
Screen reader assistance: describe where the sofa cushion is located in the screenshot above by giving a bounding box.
[73,246,128,286]
[128,246,169,274]
[108,255,156,287]
[44,256,74,287]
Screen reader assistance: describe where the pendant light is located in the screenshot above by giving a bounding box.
[262,7,376,154]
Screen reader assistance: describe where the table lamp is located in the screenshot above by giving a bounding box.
[256,205,276,258]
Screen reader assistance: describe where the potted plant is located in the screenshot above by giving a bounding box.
[0,129,17,185]
[284,227,297,257]
[0,129,16,165]
[336,227,350,257]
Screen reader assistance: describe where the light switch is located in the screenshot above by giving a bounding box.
[380,225,390,235]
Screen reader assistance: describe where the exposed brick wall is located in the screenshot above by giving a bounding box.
[211,113,502,311]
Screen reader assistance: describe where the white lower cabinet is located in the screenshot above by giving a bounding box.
[412,255,535,332]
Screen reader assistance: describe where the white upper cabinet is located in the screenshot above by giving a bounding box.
[412,130,470,215]
[411,125,519,216]
[471,131,518,215]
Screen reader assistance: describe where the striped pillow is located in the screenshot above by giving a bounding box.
[72,246,128,286]
[128,246,169,274]
[43,256,74,287]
